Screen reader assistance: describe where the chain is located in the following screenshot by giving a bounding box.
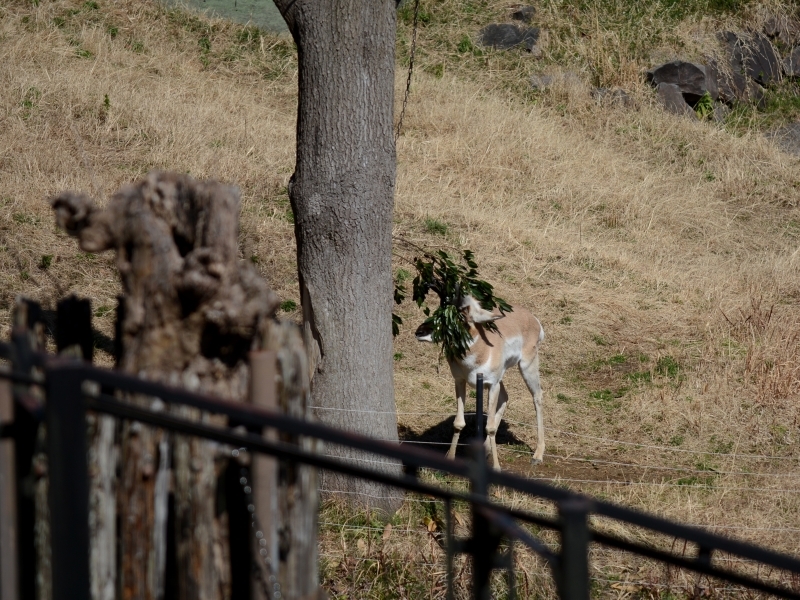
[395,0,421,142]
[231,448,282,600]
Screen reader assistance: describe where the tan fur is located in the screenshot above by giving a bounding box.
[416,296,545,470]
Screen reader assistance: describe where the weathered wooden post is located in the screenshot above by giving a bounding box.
[248,350,278,600]
[51,171,321,600]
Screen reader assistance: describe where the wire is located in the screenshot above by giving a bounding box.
[498,447,800,478]
[507,419,800,461]
[524,476,800,494]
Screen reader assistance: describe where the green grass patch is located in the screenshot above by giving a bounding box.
[280,299,297,312]
[589,387,627,410]
[94,305,113,318]
[423,217,448,235]
[655,355,681,378]
[38,254,53,270]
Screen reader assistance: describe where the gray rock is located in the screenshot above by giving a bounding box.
[706,59,743,104]
[764,14,800,46]
[721,31,782,87]
[479,24,539,51]
[713,102,730,123]
[647,61,716,103]
[592,87,635,108]
[511,5,536,24]
[767,122,800,156]
[656,82,695,117]
[707,56,766,108]
[784,47,800,77]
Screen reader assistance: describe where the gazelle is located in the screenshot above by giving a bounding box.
[415,295,545,471]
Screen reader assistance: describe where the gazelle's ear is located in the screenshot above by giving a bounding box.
[462,296,502,324]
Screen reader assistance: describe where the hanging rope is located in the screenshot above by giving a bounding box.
[395,0,420,142]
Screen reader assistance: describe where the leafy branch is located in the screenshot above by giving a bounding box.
[393,240,511,360]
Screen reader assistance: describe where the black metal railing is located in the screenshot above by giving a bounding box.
[4,340,800,599]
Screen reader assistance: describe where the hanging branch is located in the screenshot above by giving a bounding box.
[392,239,511,360]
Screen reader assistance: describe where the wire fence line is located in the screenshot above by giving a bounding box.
[314,406,800,462]
[319,454,800,494]
[497,447,800,478]
[319,515,800,536]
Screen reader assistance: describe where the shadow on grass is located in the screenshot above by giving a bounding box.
[398,415,528,459]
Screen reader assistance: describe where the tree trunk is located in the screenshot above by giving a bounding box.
[52,172,280,600]
[276,0,402,513]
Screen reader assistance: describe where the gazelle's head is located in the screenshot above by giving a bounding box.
[458,295,503,325]
[414,295,502,343]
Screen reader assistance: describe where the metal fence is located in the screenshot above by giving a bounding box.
[3,318,800,599]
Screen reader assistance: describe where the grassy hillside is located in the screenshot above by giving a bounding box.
[3,0,800,596]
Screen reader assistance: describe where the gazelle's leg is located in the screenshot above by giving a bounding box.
[489,382,510,469]
[520,354,545,464]
[485,382,504,470]
[446,379,467,459]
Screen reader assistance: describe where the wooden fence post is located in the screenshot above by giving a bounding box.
[248,351,278,600]
[263,321,321,600]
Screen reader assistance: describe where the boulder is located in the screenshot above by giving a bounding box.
[656,82,695,117]
[707,57,766,108]
[764,14,800,46]
[784,47,800,77]
[720,31,781,87]
[713,102,731,124]
[706,58,744,104]
[510,5,536,24]
[766,122,800,156]
[479,24,539,51]
[647,61,716,103]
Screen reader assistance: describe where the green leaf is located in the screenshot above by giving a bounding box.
[398,246,512,359]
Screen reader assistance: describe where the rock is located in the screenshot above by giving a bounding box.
[767,123,800,156]
[713,102,730,123]
[592,87,635,108]
[647,61,716,103]
[764,14,800,46]
[784,47,800,77]
[706,58,744,104]
[510,5,536,24]
[708,58,766,107]
[479,23,539,51]
[720,31,782,87]
[656,82,695,117]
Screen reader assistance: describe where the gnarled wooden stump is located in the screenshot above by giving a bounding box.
[52,171,317,600]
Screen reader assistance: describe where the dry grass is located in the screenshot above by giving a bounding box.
[4,0,800,597]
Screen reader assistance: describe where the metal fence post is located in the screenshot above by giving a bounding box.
[558,498,592,600]
[56,296,93,362]
[475,373,484,442]
[0,375,18,600]
[45,364,90,600]
[11,302,43,600]
[469,439,499,600]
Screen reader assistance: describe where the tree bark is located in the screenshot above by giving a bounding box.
[275,0,403,513]
[52,172,279,600]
